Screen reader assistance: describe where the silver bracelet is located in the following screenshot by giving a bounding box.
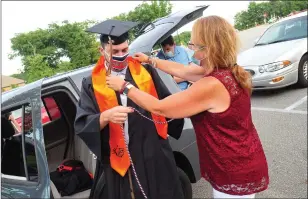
[149,56,158,68]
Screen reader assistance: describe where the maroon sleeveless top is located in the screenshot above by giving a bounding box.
[190,68,269,195]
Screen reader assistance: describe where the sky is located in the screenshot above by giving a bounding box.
[2,1,250,76]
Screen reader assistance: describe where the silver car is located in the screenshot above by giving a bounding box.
[238,12,308,90]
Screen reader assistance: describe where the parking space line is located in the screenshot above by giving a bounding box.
[252,107,307,115]
[285,96,307,111]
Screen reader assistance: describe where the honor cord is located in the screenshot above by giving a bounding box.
[120,107,174,199]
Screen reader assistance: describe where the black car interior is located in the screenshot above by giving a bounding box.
[1,90,95,198]
[1,110,37,181]
[1,115,25,177]
[41,90,95,198]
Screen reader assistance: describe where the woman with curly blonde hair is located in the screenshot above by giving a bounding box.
[107,16,269,198]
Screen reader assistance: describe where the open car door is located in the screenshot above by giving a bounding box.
[1,79,50,198]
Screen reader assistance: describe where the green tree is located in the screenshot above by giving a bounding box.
[11,71,27,81]
[10,20,100,69]
[23,55,55,83]
[9,20,101,83]
[234,10,251,30]
[174,31,191,46]
[234,0,308,31]
[56,61,74,73]
[11,84,19,89]
[49,20,100,68]
[113,0,172,40]
[9,0,173,83]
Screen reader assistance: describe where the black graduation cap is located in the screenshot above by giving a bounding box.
[86,19,139,45]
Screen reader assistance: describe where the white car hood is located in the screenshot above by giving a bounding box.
[237,38,306,66]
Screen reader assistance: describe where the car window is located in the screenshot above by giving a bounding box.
[41,95,69,148]
[1,104,38,182]
[12,97,61,126]
[257,16,307,45]
[42,96,61,122]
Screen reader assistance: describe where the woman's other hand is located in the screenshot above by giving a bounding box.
[133,52,149,63]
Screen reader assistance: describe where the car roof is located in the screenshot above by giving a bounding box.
[42,64,94,86]
[274,11,307,24]
[1,64,94,104]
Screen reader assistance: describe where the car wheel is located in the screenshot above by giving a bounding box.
[297,54,308,87]
[178,167,192,199]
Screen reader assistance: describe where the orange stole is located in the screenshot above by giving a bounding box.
[92,56,168,177]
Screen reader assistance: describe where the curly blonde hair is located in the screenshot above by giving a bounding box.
[192,16,252,94]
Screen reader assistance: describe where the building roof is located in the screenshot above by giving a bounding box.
[1,75,25,88]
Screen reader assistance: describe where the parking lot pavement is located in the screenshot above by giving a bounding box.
[295,100,307,111]
[192,86,307,198]
[251,85,307,110]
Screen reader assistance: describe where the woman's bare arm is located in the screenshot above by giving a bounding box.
[153,58,206,82]
[127,76,220,118]
[173,76,187,83]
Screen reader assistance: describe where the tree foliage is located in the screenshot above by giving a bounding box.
[22,55,55,83]
[9,0,173,83]
[174,31,191,46]
[112,0,172,41]
[11,71,27,81]
[10,20,100,82]
[234,0,308,31]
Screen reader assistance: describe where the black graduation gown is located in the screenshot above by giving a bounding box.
[74,64,185,199]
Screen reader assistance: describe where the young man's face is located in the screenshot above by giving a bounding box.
[99,41,129,57]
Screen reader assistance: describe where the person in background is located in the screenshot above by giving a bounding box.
[106,15,269,199]
[156,35,193,90]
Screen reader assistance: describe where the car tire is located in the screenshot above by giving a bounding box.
[178,167,192,199]
[297,54,308,88]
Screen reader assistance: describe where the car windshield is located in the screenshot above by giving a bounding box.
[256,15,307,45]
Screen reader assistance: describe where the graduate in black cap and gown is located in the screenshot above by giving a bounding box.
[74,19,185,199]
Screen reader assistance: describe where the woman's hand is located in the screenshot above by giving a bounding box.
[106,75,126,91]
[133,52,149,63]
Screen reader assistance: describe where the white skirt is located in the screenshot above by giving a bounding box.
[213,188,256,198]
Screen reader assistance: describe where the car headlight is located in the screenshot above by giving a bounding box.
[259,60,291,73]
